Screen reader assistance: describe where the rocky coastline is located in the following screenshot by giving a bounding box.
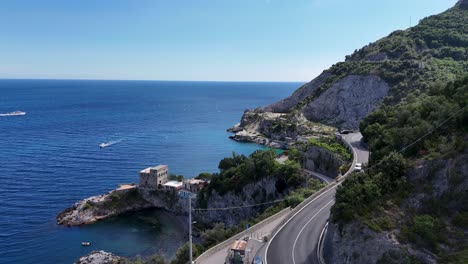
[227,111,335,149]
[75,251,121,264]
[57,184,190,226]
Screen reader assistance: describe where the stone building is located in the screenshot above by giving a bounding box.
[183,178,208,193]
[139,165,168,190]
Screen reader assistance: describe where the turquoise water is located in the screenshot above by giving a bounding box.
[0,80,299,263]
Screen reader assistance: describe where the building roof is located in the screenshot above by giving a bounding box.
[163,181,183,188]
[140,164,168,173]
[230,240,247,251]
[185,178,206,185]
[116,184,137,191]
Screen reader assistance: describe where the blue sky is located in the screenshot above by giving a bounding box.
[0,0,458,82]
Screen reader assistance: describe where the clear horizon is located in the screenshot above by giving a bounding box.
[0,0,458,82]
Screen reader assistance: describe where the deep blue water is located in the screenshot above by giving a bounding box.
[0,79,299,264]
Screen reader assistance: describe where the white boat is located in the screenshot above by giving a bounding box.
[99,143,111,148]
[81,242,91,246]
[0,111,26,117]
[99,139,122,148]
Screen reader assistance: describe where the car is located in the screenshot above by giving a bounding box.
[354,163,362,172]
[253,256,263,264]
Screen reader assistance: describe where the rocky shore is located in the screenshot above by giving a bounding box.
[227,111,334,149]
[57,185,154,226]
[75,250,121,264]
[57,177,197,227]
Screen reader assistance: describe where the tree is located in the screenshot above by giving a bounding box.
[170,243,202,264]
[169,174,184,182]
[373,152,407,194]
[196,172,212,181]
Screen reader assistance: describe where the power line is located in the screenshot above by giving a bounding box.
[359,105,466,174]
[195,199,285,211]
[399,106,465,154]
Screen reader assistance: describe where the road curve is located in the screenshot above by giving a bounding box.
[265,133,368,264]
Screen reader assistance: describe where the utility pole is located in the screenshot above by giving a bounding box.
[189,197,193,264]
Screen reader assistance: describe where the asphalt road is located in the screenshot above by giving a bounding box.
[265,133,368,264]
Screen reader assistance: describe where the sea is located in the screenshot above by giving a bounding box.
[0,79,299,264]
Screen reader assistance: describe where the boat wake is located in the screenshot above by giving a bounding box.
[99,139,122,149]
[0,111,26,117]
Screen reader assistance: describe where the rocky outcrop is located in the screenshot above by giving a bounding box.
[323,221,412,264]
[302,75,389,130]
[196,177,283,227]
[303,146,345,178]
[260,72,332,113]
[228,111,334,148]
[57,188,154,226]
[324,152,468,264]
[75,250,121,264]
[229,75,389,146]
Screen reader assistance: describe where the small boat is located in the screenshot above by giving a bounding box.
[99,139,122,149]
[99,143,111,148]
[81,242,91,246]
[0,111,26,117]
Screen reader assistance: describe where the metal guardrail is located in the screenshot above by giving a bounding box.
[194,207,291,264]
[268,134,357,240]
[195,134,359,264]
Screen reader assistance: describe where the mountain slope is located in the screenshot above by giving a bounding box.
[324,72,467,264]
[237,2,467,133]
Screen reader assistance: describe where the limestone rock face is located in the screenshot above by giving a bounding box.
[75,250,120,264]
[196,177,283,227]
[458,0,468,9]
[324,152,468,264]
[260,72,332,113]
[323,221,411,264]
[303,146,345,178]
[302,75,389,130]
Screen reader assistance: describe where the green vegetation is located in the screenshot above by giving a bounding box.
[294,5,467,111]
[308,137,352,161]
[169,174,184,182]
[83,201,94,210]
[118,242,203,264]
[101,189,147,210]
[197,150,304,207]
[361,74,467,161]
[195,172,212,181]
[333,73,467,260]
[197,178,324,250]
[401,214,445,251]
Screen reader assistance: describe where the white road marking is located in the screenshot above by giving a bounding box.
[291,199,334,264]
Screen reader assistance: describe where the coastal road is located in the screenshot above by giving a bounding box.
[265,132,368,264]
[303,169,334,184]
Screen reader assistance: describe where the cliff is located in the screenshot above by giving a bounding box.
[230,2,467,138]
[57,187,154,226]
[303,145,346,178]
[195,177,283,227]
[324,152,468,264]
[57,187,189,226]
[301,75,389,129]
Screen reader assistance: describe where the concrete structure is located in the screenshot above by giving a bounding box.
[163,180,183,191]
[115,184,137,192]
[184,178,208,193]
[139,165,169,190]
